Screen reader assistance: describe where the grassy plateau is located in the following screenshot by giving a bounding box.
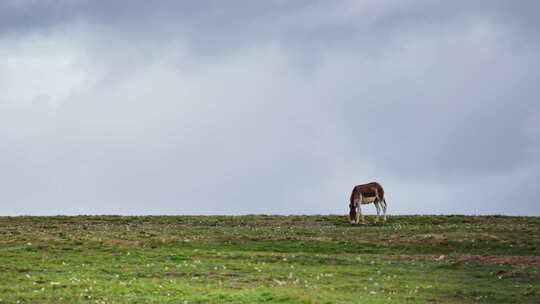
[0,215,538,303]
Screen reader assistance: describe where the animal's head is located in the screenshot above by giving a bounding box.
[349,203,357,224]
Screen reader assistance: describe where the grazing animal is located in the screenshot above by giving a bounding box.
[349,182,387,224]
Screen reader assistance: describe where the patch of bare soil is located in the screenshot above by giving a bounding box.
[379,233,448,245]
[72,236,141,247]
[378,232,520,246]
[456,254,540,265]
[343,253,540,265]
[454,233,502,240]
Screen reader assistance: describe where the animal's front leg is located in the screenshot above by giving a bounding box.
[358,204,365,224]
[350,204,357,225]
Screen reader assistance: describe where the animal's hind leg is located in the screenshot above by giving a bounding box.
[375,202,381,223]
[373,187,381,223]
[382,199,387,221]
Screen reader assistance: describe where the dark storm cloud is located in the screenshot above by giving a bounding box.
[1,1,539,216]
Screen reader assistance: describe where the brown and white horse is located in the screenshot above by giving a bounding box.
[349,182,387,224]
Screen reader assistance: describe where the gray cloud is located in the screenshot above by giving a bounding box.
[1,1,539,216]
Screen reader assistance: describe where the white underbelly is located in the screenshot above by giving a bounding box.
[361,196,377,203]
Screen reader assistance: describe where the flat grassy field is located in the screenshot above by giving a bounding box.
[0,215,538,303]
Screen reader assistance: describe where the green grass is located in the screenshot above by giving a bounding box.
[0,215,539,303]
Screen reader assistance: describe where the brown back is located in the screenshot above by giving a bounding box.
[350,182,385,204]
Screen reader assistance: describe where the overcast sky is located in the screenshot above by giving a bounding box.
[1,1,539,216]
